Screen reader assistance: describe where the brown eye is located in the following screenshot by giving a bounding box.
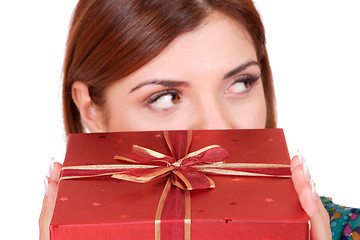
[225,81,250,94]
[147,91,182,111]
[224,74,260,95]
[171,94,180,104]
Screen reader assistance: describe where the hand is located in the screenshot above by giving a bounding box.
[39,158,62,240]
[291,151,331,240]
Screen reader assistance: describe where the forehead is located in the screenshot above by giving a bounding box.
[126,12,257,80]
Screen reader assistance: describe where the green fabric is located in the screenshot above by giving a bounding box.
[321,197,360,240]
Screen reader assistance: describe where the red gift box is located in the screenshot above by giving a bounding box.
[50,129,309,239]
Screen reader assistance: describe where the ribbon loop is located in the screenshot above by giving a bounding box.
[113,131,230,190]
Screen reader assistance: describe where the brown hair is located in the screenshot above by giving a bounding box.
[62,0,276,136]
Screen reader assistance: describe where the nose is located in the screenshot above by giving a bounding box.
[191,98,232,130]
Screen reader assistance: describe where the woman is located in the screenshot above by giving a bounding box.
[39,0,359,239]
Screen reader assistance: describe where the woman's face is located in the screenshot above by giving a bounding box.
[92,13,267,132]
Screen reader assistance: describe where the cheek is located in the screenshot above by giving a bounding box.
[233,103,266,129]
[106,109,152,131]
[100,95,143,132]
[254,97,267,128]
[105,104,187,131]
[251,86,267,128]
[230,86,267,129]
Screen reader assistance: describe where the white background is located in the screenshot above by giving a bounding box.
[0,0,359,238]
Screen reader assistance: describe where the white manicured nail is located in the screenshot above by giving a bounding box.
[302,160,311,182]
[49,157,54,179]
[310,179,317,200]
[297,150,304,164]
[44,176,49,196]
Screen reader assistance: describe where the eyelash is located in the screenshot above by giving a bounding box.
[145,88,181,105]
[231,74,261,88]
[143,73,260,110]
[223,73,261,94]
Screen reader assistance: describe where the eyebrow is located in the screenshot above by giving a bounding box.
[223,61,260,79]
[129,80,190,93]
[129,60,260,93]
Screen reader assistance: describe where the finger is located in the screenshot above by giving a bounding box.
[290,150,303,172]
[39,177,59,240]
[49,158,62,182]
[291,153,331,240]
[291,161,310,194]
[297,180,331,240]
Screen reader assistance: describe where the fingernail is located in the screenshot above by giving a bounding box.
[44,176,49,196]
[297,150,304,164]
[49,157,54,179]
[302,160,311,182]
[310,178,317,200]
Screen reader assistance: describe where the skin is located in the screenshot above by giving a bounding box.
[74,13,267,132]
[39,12,331,240]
